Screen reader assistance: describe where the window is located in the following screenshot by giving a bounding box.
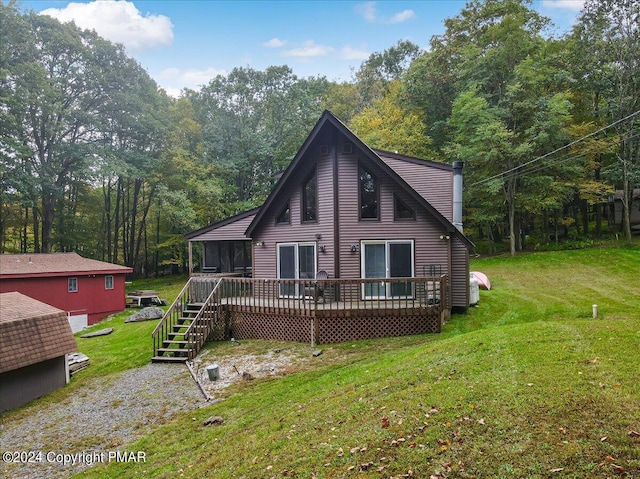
[394,194,415,220]
[359,164,379,220]
[68,277,78,293]
[276,202,290,224]
[105,275,114,290]
[361,240,414,299]
[302,170,317,222]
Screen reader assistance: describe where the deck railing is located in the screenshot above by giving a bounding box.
[220,275,448,316]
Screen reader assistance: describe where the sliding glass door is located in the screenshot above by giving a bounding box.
[361,240,414,299]
[277,243,316,297]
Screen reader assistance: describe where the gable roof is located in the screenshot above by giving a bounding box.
[246,110,473,249]
[0,253,132,279]
[184,207,259,241]
[0,292,77,374]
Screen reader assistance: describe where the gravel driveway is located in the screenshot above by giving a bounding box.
[0,363,205,479]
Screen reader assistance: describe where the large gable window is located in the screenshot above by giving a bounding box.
[302,170,317,222]
[359,164,379,220]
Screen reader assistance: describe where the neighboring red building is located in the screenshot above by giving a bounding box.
[0,253,132,331]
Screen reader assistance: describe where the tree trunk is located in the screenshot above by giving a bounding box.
[154,209,161,278]
[595,203,602,237]
[33,207,40,253]
[128,178,142,271]
[113,177,122,264]
[508,200,516,256]
[580,199,588,236]
[41,191,55,253]
[622,176,632,245]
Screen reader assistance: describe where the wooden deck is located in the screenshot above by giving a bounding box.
[152,275,449,361]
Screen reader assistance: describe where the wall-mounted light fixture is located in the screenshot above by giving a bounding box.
[255,241,265,246]
[350,244,358,253]
[318,245,326,253]
[439,235,450,241]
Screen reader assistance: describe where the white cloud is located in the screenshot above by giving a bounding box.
[341,45,369,61]
[354,2,414,25]
[541,0,585,11]
[157,66,226,96]
[387,9,415,24]
[354,2,377,22]
[263,37,286,48]
[282,40,334,58]
[40,0,173,54]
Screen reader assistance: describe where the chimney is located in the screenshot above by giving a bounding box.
[452,161,464,233]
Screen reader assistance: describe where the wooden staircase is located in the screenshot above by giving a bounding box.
[152,277,223,363]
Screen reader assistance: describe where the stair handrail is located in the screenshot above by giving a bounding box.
[152,278,194,358]
[152,278,192,337]
[183,278,224,360]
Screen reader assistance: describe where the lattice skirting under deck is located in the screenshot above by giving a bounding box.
[227,308,442,344]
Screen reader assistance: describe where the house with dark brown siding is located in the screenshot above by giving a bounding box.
[159,111,474,360]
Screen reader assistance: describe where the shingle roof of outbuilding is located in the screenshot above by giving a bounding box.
[0,252,132,279]
[0,292,77,373]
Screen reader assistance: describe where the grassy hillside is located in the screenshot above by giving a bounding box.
[69,246,640,479]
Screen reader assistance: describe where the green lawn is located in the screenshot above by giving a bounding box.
[4,246,639,478]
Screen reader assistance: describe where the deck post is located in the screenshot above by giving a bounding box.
[310,318,315,348]
[188,241,193,276]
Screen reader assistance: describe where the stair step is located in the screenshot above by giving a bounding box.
[156,347,189,355]
[163,340,189,345]
[152,356,187,363]
[168,333,204,340]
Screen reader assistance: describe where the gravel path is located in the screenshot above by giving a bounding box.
[0,363,205,479]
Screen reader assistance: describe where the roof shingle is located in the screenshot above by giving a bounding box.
[0,292,78,373]
[0,252,132,278]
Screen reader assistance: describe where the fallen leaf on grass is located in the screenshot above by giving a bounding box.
[382,417,390,429]
[611,464,625,473]
[583,357,600,364]
[359,462,374,471]
[550,468,564,473]
[629,430,640,437]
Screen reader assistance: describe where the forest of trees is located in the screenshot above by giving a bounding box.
[1,0,638,276]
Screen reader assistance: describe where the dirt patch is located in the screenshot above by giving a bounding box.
[194,349,311,396]
[192,341,344,398]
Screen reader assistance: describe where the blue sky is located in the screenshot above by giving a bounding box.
[17,0,585,96]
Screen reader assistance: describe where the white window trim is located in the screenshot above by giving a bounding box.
[360,240,414,300]
[68,277,78,293]
[105,275,114,290]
